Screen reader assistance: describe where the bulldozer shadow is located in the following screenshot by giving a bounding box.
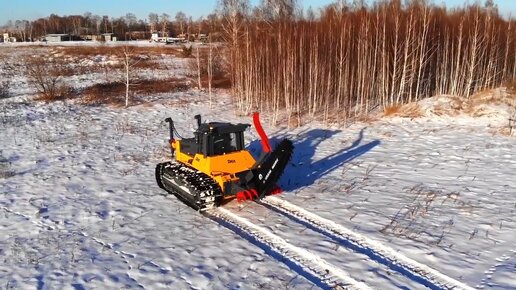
[248,128,380,192]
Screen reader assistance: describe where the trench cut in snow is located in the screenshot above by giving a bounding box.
[205,207,372,290]
[260,196,476,290]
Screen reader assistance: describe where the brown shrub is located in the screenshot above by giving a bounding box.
[384,104,402,116]
[384,103,423,118]
[24,57,73,101]
[399,103,424,118]
[288,112,302,128]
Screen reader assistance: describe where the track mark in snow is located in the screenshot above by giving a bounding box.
[260,196,475,290]
[205,207,372,290]
[479,250,516,289]
[1,206,31,221]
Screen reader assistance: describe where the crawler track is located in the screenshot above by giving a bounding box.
[156,162,223,211]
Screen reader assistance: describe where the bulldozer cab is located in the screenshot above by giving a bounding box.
[179,119,250,157]
[212,132,238,155]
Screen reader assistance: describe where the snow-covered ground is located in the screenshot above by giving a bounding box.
[1,45,515,289]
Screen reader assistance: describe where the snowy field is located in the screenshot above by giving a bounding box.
[1,44,515,289]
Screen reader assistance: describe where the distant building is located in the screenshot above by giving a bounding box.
[151,32,170,42]
[102,33,115,42]
[45,34,71,42]
[198,34,208,42]
[81,34,100,41]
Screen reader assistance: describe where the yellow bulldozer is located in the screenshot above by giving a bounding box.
[155,113,293,210]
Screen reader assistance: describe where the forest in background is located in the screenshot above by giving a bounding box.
[221,0,516,124]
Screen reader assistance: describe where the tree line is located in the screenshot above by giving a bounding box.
[2,11,221,41]
[221,0,515,125]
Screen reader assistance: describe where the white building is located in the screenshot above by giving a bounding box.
[102,33,115,42]
[45,34,71,42]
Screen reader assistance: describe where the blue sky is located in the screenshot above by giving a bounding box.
[1,0,515,25]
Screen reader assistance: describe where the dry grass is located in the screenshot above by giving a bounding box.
[384,103,423,118]
[492,127,514,137]
[380,184,468,247]
[383,91,514,120]
[384,104,402,116]
[399,103,424,118]
[470,89,516,107]
[53,46,116,57]
[464,89,516,117]
[82,82,126,105]
[136,78,190,94]
[0,80,10,99]
[354,113,380,124]
[34,85,74,102]
[82,77,190,106]
[55,45,182,58]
